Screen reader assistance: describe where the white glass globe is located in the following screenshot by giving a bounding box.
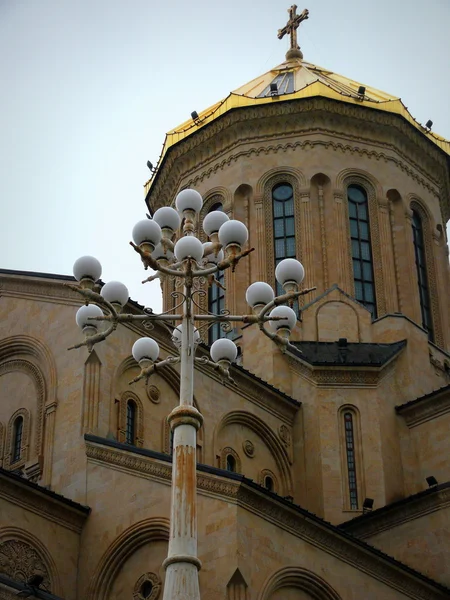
[73,256,102,282]
[100,281,129,306]
[172,324,200,344]
[132,337,160,363]
[75,304,103,329]
[269,305,297,331]
[275,258,305,286]
[245,282,275,308]
[132,219,162,246]
[210,338,238,363]
[175,189,203,214]
[152,243,173,261]
[203,210,229,236]
[218,220,248,247]
[174,236,204,263]
[153,206,181,231]
[202,243,224,264]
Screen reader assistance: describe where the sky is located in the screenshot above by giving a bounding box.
[1,0,449,312]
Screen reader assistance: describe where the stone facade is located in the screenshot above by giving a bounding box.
[1,55,450,600]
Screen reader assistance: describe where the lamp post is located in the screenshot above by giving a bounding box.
[69,189,314,600]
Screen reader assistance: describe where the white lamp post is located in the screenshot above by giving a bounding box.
[69,189,315,600]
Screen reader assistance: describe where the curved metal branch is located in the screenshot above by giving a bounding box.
[66,283,119,319]
[194,357,235,385]
[130,241,184,277]
[129,355,181,385]
[192,247,255,277]
[68,322,117,352]
[258,286,317,320]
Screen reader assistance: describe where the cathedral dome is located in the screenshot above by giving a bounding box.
[145,54,450,199]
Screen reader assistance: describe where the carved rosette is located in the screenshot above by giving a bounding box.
[146,384,161,404]
[0,540,51,591]
[242,440,255,458]
[133,572,161,600]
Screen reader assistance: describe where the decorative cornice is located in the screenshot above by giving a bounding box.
[340,484,450,540]
[86,438,450,599]
[146,98,449,222]
[396,387,450,427]
[0,472,88,533]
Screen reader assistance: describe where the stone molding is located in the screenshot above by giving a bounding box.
[0,473,88,533]
[117,391,144,447]
[396,389,450,427]
[4,407,30,472]
[85,439,449,599]
[147,99,448,218]
[258,566,342,600]
[287,355,385,388]
[341,486,450,541]
[0,275,81,306]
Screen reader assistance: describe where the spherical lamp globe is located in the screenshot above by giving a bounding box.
[269,305,297,331]
[75,304,104,330]
[132,337,160,363]
[175,189,203,214]
[245,282,274,308]
[100,281,129,307]
[174,236,204,263]
[210,338,238,363]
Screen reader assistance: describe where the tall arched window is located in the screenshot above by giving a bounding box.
[273,183,296,295]
[344,412,358,510]
[348,185,376,317]
[12,416,23,463]
[208,202,226,344]
[412,210,434,342]
[126,401,136,445]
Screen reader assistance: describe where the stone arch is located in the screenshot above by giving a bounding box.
[337,404,365,512]
[315,299,360,342]
[259,566,342,600]
[220,446,241,472]
[87,517,170,600]
[336,171,386,317]
[215,411,293,496]
[408,197,443,347]
[0,526,61,595]
[111,357,204,459]
[259,468,279,493]
[201,186,232,216]
[258,170,305,292]
[117,390,144,447]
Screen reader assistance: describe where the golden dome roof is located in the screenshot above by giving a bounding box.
[145,56,450,195]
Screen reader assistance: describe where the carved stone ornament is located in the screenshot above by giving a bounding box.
[242,439,255,458]
[133,572,161,600]
[0,540,51,590]
[278,424,291,448]
[147,384,161,404]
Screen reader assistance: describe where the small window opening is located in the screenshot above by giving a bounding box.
[264,476,274,492]
[12,417,23,463]
[141,581,153,598]
[226,454,236,472]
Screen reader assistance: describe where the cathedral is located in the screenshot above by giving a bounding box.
[1,6,449,600]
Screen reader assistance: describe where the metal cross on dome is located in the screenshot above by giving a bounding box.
[278,5,309,58]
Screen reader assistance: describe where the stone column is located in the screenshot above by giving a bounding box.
[378,197,399,314]
[389,203,403,312]
[299,188,313,305]
[42,402,57,486]
[82,350,101,433]
[254,193,266,282]
[333,189,352,293]
[404,208,422,324]
[318,184,329,290]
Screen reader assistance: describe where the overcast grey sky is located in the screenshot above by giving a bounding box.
[1,0,449,311]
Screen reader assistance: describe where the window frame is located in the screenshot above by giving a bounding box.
[411,209,434,342]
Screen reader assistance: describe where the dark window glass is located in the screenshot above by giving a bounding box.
[344,412,358,509]
[412,211,434,342]
[264,476,274,492]
[226,454,236,472]
[272,183,298,313]
[141,581,153,599]
[348,185,377,317]
[257,72,295,97]
[126,401,136,445]
[12,417,23,463]
[207,203,226,345]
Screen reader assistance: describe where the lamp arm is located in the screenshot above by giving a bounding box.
[129,355,181,385]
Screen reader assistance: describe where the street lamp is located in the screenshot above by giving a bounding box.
[69,189,314,600]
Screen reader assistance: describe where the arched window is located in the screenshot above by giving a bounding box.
[208,202,226,344]
[264,476,274,492]
[348,185,376,318]
[12,417,23,463]
[411,210,433,341]
[344,412,358,510]
[226,454,236,472]
[126,401,136,445]
[272,183,296,295]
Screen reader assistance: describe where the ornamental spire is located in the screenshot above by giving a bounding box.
[277,5,309,60]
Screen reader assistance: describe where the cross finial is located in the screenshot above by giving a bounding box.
[277,5,309,61]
